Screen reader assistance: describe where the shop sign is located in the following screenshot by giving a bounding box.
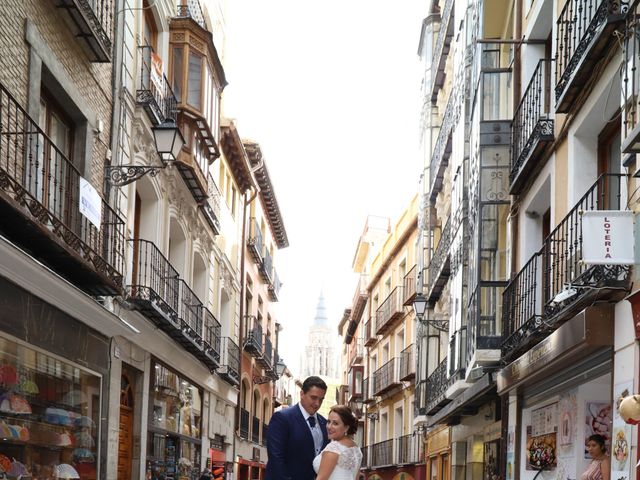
[582,211,634,265]
[79,177,102,229]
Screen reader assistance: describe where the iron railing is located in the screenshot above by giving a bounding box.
[397,434,423,464]
[361,446,369,469]
[244,320,263,354]
[371,439,394,467]
[137,46,178,125]
[218,337,240,386]
[427,215,452,301]
[622,0,640,151]
[429,91,457,201]
[349,337,364,366]
[364,318,377,346]
[0,82,125,291]
[399,344,415,381]
[239,408,249,439]
[263,335,273,369]
[403,265,418,305]
[247,218,264,263]
[56,0,113,62]
[352,273,369,322]
[252,416,260,443]
[373,358,400,395]
[375,286,405,334]
[175,0,206,29]
[502,174,630,356]
[177,279,202,340]
[127,239,180,319]
[260,249,273,282]
[430,0,454,101]
[262,423,268,446]
[200,306,222,365]
[268,268,281,301]
[555,0,625,105]
[202,173,222,234]
[362,377,375,403]
[511,58,553,186]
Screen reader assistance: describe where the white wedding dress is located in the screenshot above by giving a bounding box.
[313,440,362,480]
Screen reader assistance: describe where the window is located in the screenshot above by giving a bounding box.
[187,52,202,109]
[171,47,184,101]
[143,0,158,50]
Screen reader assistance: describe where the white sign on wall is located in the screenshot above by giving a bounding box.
[582,211,634,265]
[79,177,102,230]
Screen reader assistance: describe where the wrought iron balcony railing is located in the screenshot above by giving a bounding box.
[257,334,273,371]
[502,173,631,359]
[247,218,264,264]
[429,90,457,201]
[349,337,364,366]
[218,337,240,386]
[427,215,452,303]
[430,0,454,102]
[375,286,406,335]
[403,265,418,306]
[371,439,394,468]
[351,273,369,322]
[175,0,207,29]
[373,358,401,396]
[55,0,113,62]
[397,434,423,464]
[364,318,377,346]
[268,268,281,301]
[201,306,222,367]
[202,174,222,235]
[361,446,369,469]
[555,0,626,112]
[262,423,268,446]
[362,377,375,404]
[244,320,263,356]
[137,46,178,126]
[252,415,260,443]
[0,81,124,294]
[259,249,273,282]
[510,58,554,193]
[239,408,249,439]
[399,344,415,381]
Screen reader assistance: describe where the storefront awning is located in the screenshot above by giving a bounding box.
[427,372,496,427]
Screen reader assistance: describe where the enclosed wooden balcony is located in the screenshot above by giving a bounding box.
[502,174,631,361]
[375,286,406,335]
[0,82,124,295]
[348,365,364,403]
[218,337,240,386]
[55,0,113,62]
[510,59,554,194]
[555,0,626,113]
[348,337,364,366]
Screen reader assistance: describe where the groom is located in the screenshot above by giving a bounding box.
[265,376,330,479]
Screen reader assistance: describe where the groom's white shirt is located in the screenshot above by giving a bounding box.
[299,403,323,455]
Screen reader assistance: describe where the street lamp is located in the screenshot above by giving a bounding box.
[275,358,287,378]
[412,293,449,332]
[106,119,185,187]
[412,293,428,321]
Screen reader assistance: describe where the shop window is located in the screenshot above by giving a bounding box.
[0,334,101,480]
[147,361,202,480]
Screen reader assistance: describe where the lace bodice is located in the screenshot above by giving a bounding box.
[312,441,362,479]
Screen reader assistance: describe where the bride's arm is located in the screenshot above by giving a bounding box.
[315,451,339,480]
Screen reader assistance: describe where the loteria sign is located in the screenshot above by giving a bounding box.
[581,211,634,265]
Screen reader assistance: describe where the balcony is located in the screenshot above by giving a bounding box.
[0,82,124,295]
[252,416,260,444]
[362,377,375,404]
[364,318,377,346]
[510,59,554,194]
[247,218,264,264]
[175,0,206,29]
[402,265,418,306]
[136,46,178,126]
[430,0,454,103]
[375,287,405,335]
[243,320,263,357]
[127,240,219,370]
[371,439,394,468]
[502,173,631,360]
[256,334,273,371]
[239,408,249,439]
[427,215,452,304]
[373,358,401,396]
[201,174,222,235]
[259,249,273,283]
[555,0,626,113]
[424,358,465,415]
[397,434,424,465]
[399,344,415,381]
[361,446,369,470]
[348,337,364,366]
[348,366,363,403]
[348,400,364,419]
[623,1,640,152]
[268,268,281,301]
[338,385,350,404]
[429,91,456,202]
[262,423,268,446]
[218,337,240,386]
[54,0,112,62]
[351,273,369,322]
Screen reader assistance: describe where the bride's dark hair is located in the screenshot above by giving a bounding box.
[330,405,358,435]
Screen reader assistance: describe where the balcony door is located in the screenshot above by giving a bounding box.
[597,121,622,210]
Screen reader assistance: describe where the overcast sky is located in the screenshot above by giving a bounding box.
[222,0,425,377]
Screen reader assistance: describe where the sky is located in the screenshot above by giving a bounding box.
[221,0,425,377]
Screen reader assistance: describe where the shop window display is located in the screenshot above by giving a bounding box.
[0,335,100,480]
[147,362,202,480]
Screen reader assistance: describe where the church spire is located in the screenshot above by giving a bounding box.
[313,291,328,326]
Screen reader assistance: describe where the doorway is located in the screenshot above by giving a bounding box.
[118,373,135,480]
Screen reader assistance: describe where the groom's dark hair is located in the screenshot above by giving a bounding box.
[302,376,328,393]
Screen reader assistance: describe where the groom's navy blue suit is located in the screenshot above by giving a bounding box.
[265,403,329,480]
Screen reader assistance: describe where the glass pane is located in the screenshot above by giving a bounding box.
[479,204,508,281]
[187,53,202,109]
[172,47,183,102]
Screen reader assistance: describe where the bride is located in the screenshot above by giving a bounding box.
[313,405,362,480]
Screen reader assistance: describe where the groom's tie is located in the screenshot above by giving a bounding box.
[307,416,322,454]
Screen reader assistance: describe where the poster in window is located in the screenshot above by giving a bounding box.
[584,402,611,459]
[611,381,633,480]
[526,426,557,471]
[484,440,500,480]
